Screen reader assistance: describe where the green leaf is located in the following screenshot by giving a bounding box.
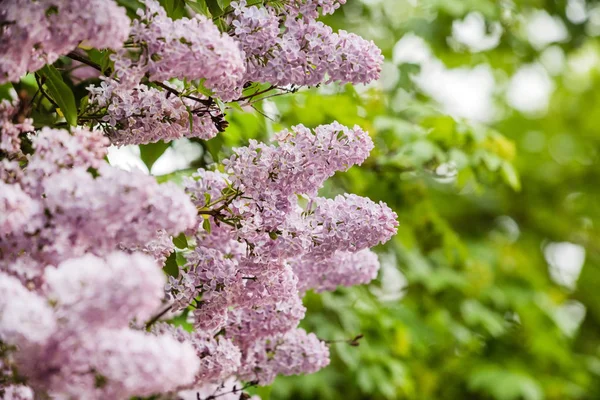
[500,162,521,191]
[205,0,223,17]
[172,233,188,249]
[185,0,209,15]
[139,141,170,170]
[160,0,187,18]
[39,65,78,126]
[164,252,179,277]
[78,95,89,116]
[0,83,13,101]
[116,0,143,11]
[202,218,212,234]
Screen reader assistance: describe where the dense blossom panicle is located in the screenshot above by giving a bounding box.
[0,182,38,238]
[0,0,129,83]
[0,0,394,394]
[239,328,330,384]
[25,127,109,190]
[225,296,307,347]
[155,323,242,385]
[87,79,219,145]
[84,329,199,398]
[45,252,165,327]
[232,2,382,88]
[122,229,175,265]
[0,385,34,400]
[293,249,381,293]
[227,123,373,199]
[0,272,56,346]
[178,378,260,400]
[0,99,33,154]
[305,194,399,256]
[230,1,280,57]
[286,0,347,17]
[2,165,194,265]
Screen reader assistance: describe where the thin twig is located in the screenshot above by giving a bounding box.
[144,304,173,329]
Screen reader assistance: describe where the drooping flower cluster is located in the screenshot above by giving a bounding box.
[0,0,130,83]
[0,100,33,155]
[1,0,393,397]
[127,0,246,101]
[0,114,202,397]
[81,0,382,146]
[162,122,397,386]
[87,80,220,145]
[230,0,383,88]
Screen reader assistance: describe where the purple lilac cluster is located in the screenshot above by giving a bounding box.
[87,79,219,145]
[230,0,383,87]
[0,117,202,397]
[0,0,130,83]
[129,0,246,101]
[83,0,382,146]
[164,122,397,387]
[0,100,33,155]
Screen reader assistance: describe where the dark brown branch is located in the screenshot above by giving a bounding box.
[144,304,173,329]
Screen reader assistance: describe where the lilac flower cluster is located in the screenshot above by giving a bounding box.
[165,122,397,386]
[79,0,382,146]
[0,100,33,155]
[230,0,383,88]
[87,79,219,145]
[129,0,245,101]
[0,119,202,397]
[0,0,130,83]
[1,0,394,396]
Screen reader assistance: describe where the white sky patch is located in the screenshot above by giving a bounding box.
[371,252,407,302]
[526,10,569,49]
[107,145,149,174]
[415,62,496,122]
[152,139,203,175]
[505,63,554,115]
[567,0,588,24]
[393,34,496,122]
[540,45,566,76]
[544,241,586,290]
[554,300,586,337]
[380,61,400,91]
[392,33,432,65]
[451,12,503,52]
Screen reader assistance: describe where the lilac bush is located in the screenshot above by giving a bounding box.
[0,0,395,398]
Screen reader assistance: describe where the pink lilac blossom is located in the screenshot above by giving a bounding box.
[87,79,219,145]
[45,252,165,328]
[178,377,260,400]
[5,252,201,399]
[292,249,381,293]
[123,0,245,101]
[0,182,39,238]
[121,229,175,265]
[0,164,196,267]
[0,385,34,400]
[302,194,398,256]
[0,99,33,154]
[24,127,109,193]
[230,0,382,88]
[154,323,242,385]
[0,0,130,83]
[0,272,56,346]
[238,328,330,385]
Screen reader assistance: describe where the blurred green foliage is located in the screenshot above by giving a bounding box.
[237,1,600,399]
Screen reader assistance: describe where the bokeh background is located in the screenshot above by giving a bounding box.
[110,1,600,398]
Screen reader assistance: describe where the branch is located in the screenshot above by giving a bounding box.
[144,304,173,329]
